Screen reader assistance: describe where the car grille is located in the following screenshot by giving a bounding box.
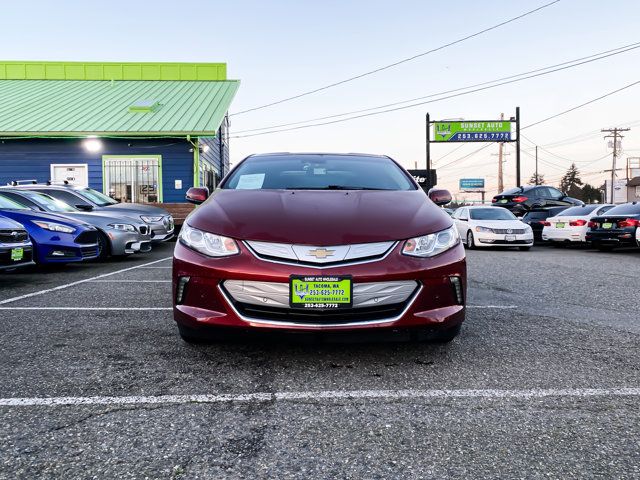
[221,280,420,325]
[0,247,33,265]
[0,229,29,243]
[492,229,526,234]
[139,226,149,235]
[80,246,99,258]
[75,231,99,244]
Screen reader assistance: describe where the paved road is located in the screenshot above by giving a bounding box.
[0,243,639,479]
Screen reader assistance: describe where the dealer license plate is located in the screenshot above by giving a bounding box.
[602,222,613,229]
[499,199,509,204]
[556,222,565,228]
[505,234,516,242]
[290,275,352,309]
[10,247,24,261]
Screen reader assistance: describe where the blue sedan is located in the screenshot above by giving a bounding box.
[0,195,100,264]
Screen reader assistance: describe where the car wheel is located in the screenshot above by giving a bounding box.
[466,231,475,250]
[97,231,110,260]
[431,324,462,343]
[177,324,212,344]
[519,246,531,251]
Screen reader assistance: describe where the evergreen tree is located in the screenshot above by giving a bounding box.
[528,172,545,185]
[580,183,602,203]
[559,163,583,197]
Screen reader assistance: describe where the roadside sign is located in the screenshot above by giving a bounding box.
[433,121,512,142]
[408,169,437,191]
[459,178,485,190]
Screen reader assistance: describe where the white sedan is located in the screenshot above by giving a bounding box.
[453,206,534,250]
[542,204,615,244]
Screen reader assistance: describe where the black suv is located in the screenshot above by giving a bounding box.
[492,185,583,215]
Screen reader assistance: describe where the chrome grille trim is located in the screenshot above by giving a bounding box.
[223,280,419,309]
[218,283,423,328]
[243,240,398,268]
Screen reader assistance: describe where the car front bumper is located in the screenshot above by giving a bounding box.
[172,241,466,333]
[147,216,175,242]
[474,232,534,247]
[107,229,153,256]
[0,244,34,270]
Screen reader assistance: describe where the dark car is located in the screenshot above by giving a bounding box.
[492,185,583,215]
[586,202,640,251]
[0,215,34,270]
[521,207,570,243]
[173,153,465,344]
[11,182,174,242]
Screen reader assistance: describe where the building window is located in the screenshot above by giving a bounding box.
[103,156,162,203]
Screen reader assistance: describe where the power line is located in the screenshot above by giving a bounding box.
[230,1,561,116]
[233,41,640,134]
[230,51,640,139]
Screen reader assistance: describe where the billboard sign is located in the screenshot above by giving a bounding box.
[408,169,437,191]
[433,121,512,142]
[459,178,485,190]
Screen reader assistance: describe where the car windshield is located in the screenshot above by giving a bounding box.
[222,155,416,191]
[500,187,526,195]
[470,208,516,220]
[21,191,78,213]
[76,188,119,206]
[0,194,30,210]
[557,205,599,216]
[604,203,640,215]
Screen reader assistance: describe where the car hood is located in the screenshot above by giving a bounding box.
[102,203,169,216]
[0,214,25,230]
[470,220,528,229]
[187,189,452,244]
[0,208,91,227]
[44,211,145,228]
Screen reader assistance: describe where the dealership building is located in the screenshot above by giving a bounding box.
[0,61,239,219]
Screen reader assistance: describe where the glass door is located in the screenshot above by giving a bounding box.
[104,157,160,203]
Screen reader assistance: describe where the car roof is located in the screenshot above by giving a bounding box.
[246,152,391,160]
[465,205,506,209]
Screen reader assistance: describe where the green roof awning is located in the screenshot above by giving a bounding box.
[0,62,239,137]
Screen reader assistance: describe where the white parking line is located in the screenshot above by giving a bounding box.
[0,307,172,311]
[467,305,518,309]
[0,257,172,306]
[137,266,172,269]
[1,387,638,407]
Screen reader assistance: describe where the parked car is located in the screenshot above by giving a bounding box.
[0,215,34,270]
[542,204,615,245]
[443,207,454,217]
[452,206,533,250]
[173,153,465,343]
[0,189,152,259]
[521,206,570,243]
[11,182,174,242]
[492,185,583,215]
[586,202,640,251]
[0,195,99,264]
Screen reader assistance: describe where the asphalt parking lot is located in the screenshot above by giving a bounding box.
[1,243,639,479]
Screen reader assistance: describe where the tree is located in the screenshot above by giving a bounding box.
[559,163,583,197]
[528,172,545,185]
[580,183,602,203]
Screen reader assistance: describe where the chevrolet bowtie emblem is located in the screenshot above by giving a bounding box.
[307,248,335,259]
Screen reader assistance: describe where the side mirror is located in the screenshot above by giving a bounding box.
[186,186,209,205]
[75,204,93,211]
[428,188,452,206]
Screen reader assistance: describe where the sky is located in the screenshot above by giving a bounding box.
[2,0,640,199]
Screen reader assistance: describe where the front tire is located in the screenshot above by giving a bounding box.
[466,231,475,250]
[96,231,111,260]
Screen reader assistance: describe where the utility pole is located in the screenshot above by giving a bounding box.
[535,145,539,185]
[498,113,504,192]
[602,127,630,203]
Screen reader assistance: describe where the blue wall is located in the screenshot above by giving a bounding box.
[0,137,226,203]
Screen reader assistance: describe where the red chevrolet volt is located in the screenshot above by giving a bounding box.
[173,153,466,342]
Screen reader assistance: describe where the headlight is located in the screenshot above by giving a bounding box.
[32,220,76,234]
[108,223,136,232]
[141,215,163,223]
[179,223,239,257]
[402,225,459,258]
[475,226,494,233]
[524,225,533,232]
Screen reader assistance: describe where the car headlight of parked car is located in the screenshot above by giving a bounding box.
[179,223,239,257]
[108,223,136,232]
[32,220,76,234]
[475,226,494,233]
[402,225,459,258]
[140,215,163,223]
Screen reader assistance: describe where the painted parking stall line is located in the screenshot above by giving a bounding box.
[0,257,172,306]
[1,387,639,408]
